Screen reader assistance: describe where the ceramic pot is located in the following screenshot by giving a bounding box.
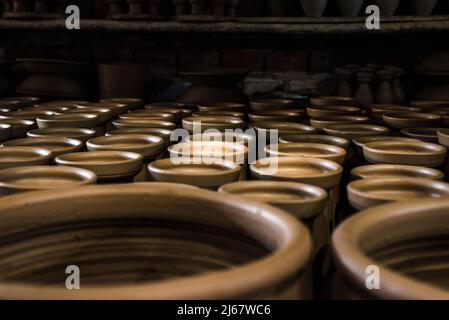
[323,124,390,140]
[351,164,445,181]
[0,109,55,121]
[310,96,355,107]
[250,99,299,111]
[0,123,12,141]
[100,98,143,110]
[437,129,449,148]
[197,102,247,113]
[2,137,83,159]
[334,68,353,97]
[148,157,241,189]
[254,122,317,136]
[140,108,186,123]
[186,131,256,148]
[337,0,363,17]
[112,119,176,130]
[0,183,312,299]
[61,107,113,125]
[36,114,99,129]
[27,127,96,143]
[106,128,173,147]
[174,0,188,15]
[382,112,442,129]
[0,147,52,170]
[279,134,350,151]
[310,116,370,130]
[82,103,128,117]
[408,0,438,15]
[411,100,449,110]
[307,106,361,118]
[119,111,174,122]
[300,0,328,17]
[352,136,420,157]
[193,111,245,119]
[371,0,400,16]
[248,110,304,123]
[265,143,347,165]
[332,198,449,299]
[0,118,35,138]
[401,127,443,143]
[182,116,246,132]
[0,166,96,196]
[375,69,395,104]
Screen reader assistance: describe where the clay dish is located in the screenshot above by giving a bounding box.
[371,104,421,113]
[0,96,39,108]
[265,143,346,164]
[351,164,444,181]
[248,110,304,123]
[27,127,96,142]
[3,137,83,158]
[61,107,113,124]
[0,109,55,121]
[139,108,186,122]
[250,99,297,111]
[146,102,195,111]
[87,134,164,160]
[310,116,370,130]
[36,114,99,129]
[0,119,35,138]
[310,96,355,107]
[401,127,443,143]
[106,128,173,146]
[353,136,420,157]
[280,134,350,151]
[198,102,248,113]
[148,157,241,189]
[219,181,327,220]
[307,105,361,118]
[251,156,343,190]
[0,147,52,170]
[182,116,245,132]
[168,141,248,164]
[100,98,143,110]
[0,166,96,196]
[119,112,175,122]
[56,151,143,181]
[363,140,447,167]
[193,111,245,119]
[428,109,449,126]
[186,132,256,147]
[254,121,317,135]
[382,112,442,129]
[0,123,12,141]
[347,177,449,211]
[82,102,128,117]
[437,129,449,148]
[323,124,390,140]
[112,119,176,130]
[410,100,449,110]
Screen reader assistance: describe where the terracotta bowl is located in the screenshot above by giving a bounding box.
[0,183,311,299]
[251,156,343,190]
[0,147,52,170]
[347,177,449,211]
[193,111,245,119]
[248,110,304,123]
[113,119,176,130]
[310,96,355,107]
[219,181,327,220]
[265,143,347,165]
[323,124,390,140]
[250,99,298,111]
[353,136,420,157]
[310,116,370,130]
[0,96,39,108]
[428,109,449,126]
[0,123,12,142]
[0,165,97,196]
[351,164,445,181]
[3,137,83,159]
[0,100,23,112]
[198,102,247,113]
[148,157,241,189]
[279,134,350,151]
[254,122,317,136]
[382,112,442,129]
[83,103,128,117]
[146,102,196,112]
[307,106,361,118]
[56,151,143,182]
[100,98,144,110]
[61,107,113,124]
[182,116,246,132]
[140,108,187,122]
[27,127,96,143]
[0,119,35,138]
[410,100,449,110]
[106,128,174,147]
[186,132,256,147]
[363,140,447,167]
[0,110,55,121]
[36,114,99,129]
[437,129,449,148]
[119,112,175,122]
[370,104,421,113]
[401,127,443,143]
[87,134,164,160]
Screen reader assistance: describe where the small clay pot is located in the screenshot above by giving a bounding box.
[352,136,419,157]
[2,137,83,159]
[307,106,362,118]
[0,147,52,170]
[33,0,48,13]
[254,122,317,135]
[265,143,347,164]
[27,127,96,142]
[127,0,144,15]
[120,111,175,122]
[382,112,442,129]
[248,110,304,123]
[351,164,445,181]
[310,96,355,107]
[310,116,370,130]
[36,114,99,129]
[112,119,176,130]
[0,118,35,138]
[100,98,143,110]
[401,127,443,143]
[189,0,207,15]
[279,134,350,151]
[323,124,390,140]
[300,0,328,17]
[182,116,246,132]
[173,0,189,15]
[106,128,173,147]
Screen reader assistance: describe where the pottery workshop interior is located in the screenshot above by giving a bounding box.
[1,0,449,304]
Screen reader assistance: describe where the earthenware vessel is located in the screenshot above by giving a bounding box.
[254,122,317,136]
[0,147,52,170]
[371,0,400,16]
[119,111,174,122]
[363,140,446,167]
[300,0,328,17]
[310,116,370,130]
[337,0,363,17]
[82,103,128,117]
[250,99,299,111]
[0,96,39,108]
[0,166,96,196]
[0,183,312,299]
[0,118,34,138]
[323,124,389,140]
[370,104,420,113]
[87,134,164,160]
[382,112,442,129]
[438,129,449,148]
[193,111,245,119]
[334,68,353,97]
[354,72,374,107]
[351,164,444,181]
[0,109,55,121]
[310,96,355,107]
[56,151,143,183]
[347,177,449,211]
[265,143,347,165]
[12,0,26,12]
[385,66,405,104]
[0,123,12,141]
[401,127,443,143]
[182,116,246,132]
[279,134,350,151]
[148,157,241,189]
[409,0,438,15]
[2,137,83,159]
[146,102,196,112]
[27,127,96,143]
[307,106,361,118]
[186,131,256,147]
[411,100,449,110]
[36,114,99,129]
[375,69,395,104]
[100,98,143,110]
[106,128,173,147]
[142,108,187,123]
[249,110,304,123]
[429,109,449,126]
[197,103,247,113]
[352,136,419,157]
[112,119,176,130]
[61,107,113,124]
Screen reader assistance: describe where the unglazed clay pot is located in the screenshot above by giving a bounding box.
[250,99,299,111]
[352,136,420,157]
[82,103,128,117]
[182,116,246,132]
[265,143,347,165]
[408,0,438,15]
[0,123,12,141]
[100,98,143,110]
[337,0,363,17]
[36,114,99,129]
[119,111,174,122]
[27,127,96,143]
[112,119,176,130]
[323,124,390,140]
[106,128,173,147]
[0,183,312,299]
[351,164,444,181]
[280,134,350,151]
[310,96,355,107]
[371,0,400,16]
[198,102,247,113]
[332,198,449,299]
[186,131,256,147]
[382,112,442,129]
[2,137,83,159]
[249,110,304,123]
[310,116,370,130]
[0,147,52,170]
[300,0,328,17]
[254,122,317,136]
[307,106,361,118]
[0,119,35,138]
[437,129,449,148]
[401,127,443,144]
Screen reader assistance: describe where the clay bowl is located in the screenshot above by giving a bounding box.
[363,140,447,167]
[0,110,55,121]
[347,177,449,211]
[36,113,99,129]
[168,141,248,165]
[410,100,449,110]
[112,119,176,130]
[265,143,346,165]
[323,124,390,140]
[186,132,256,147]
[100,98,143,110]
[250,99,298,111]
[87,134,164,160]
[253,121,317,136]
[198,102,248,113]
[119,112,175,122]
[310,96,355,107]
[61,107,113,124]
[3,137,83,159]
[248,110,304,123]
[251,156,343,190]
[148,157,241,189]
[382,112,442,129]
[139,108,186,122]
[56,151,143,183]
[0,119,35,138]
[0,96,39,108]
[0,147,52,170]
[33,103,77,112]
[193,111,245,119]
[370,104,421,113]
[0,123,12,142]
[310,116,370,130]
[182,116,245,132]
[27,127,96,143]
[0,183,311,299]
[219,181,327,220]
[353,136,420,157]
[307,106,361,118]
[0,100,22,112]
[428,109,449,127]
[106,128,173,147]
[0,166,97,196]
[438,129,449,148]
[351,164,445,181]
[146,102,196,112]
[401,127,443,143]
[82,103,128,117]
[280,134,350,151]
